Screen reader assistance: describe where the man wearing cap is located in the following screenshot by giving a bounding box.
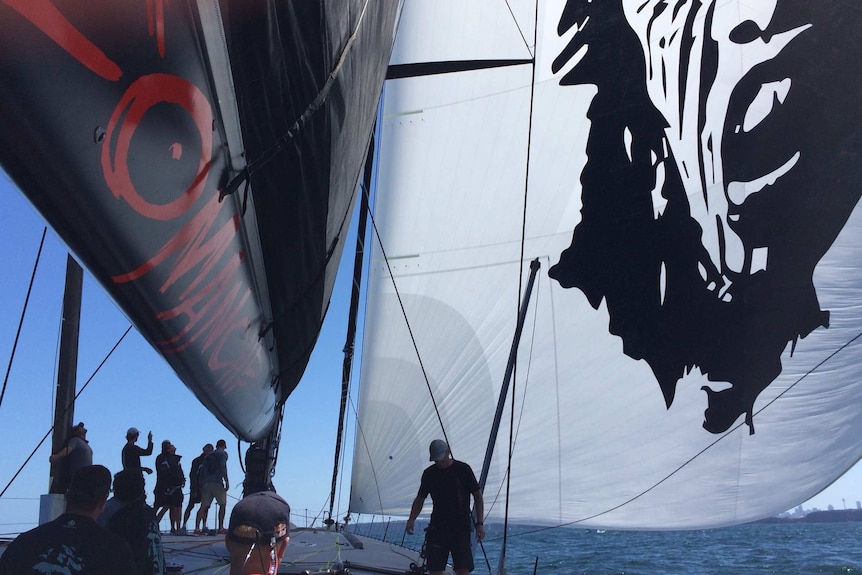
[0,465,136,574]
[182,443,214,533]
[48,422,93,492]
[406,439,485,575]
[224,491,291,575]
[122,427,154,476]
[196,438,230,535]
[154,440,185,534]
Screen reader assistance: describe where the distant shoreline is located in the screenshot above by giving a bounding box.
[756,509,862,524]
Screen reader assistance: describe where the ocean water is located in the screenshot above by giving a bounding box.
[352,520,862,574]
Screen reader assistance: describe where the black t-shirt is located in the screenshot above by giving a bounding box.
[155,453,184,489]
[122,441,153,472]
[106,500,165,575]
[417,460,480,530]
[0,513,136,575]
[188,453,206,493]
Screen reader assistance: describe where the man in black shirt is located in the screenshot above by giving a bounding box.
[154,440,185,534]
[122,427,154,477]
[406,440,484,575]
[0,465,136,575]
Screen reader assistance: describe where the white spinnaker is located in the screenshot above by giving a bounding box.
[349,0,862,529]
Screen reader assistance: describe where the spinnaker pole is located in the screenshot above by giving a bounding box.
[478,258,541,491]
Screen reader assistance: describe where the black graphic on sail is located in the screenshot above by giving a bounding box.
[549,1,862,433]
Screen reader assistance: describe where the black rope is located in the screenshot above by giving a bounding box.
[0,325,133,500]
[0,227,47,409]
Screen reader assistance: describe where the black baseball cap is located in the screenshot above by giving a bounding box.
[227,491,291,544]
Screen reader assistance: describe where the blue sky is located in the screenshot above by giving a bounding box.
[1,170,860,537]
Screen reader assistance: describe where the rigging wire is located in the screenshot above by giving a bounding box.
[503,0,535,57]
[0,325,133,500]
[0,227,47,410]
[492,1,542,571]
[348,4,544,571]
[339,178,450,522]
[357,181,469,564]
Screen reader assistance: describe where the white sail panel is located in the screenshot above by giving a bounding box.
[388,1,536,66]
[351,0,862,529]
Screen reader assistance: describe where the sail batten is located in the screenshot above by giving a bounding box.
[387,59,534,80]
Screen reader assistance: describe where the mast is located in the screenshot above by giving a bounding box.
[327,136,374,527]
[48,256,83,495]
[241,414,281,497]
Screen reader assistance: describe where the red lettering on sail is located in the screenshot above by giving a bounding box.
[204,292,264,385]
[101,74,212,221]
[113,193,266,386]
[199,287,269,394]
[2,0,122,81]
[111,195,234,285]
[154,251,245,351]
[216,347,268,394]
[146,0,169,58]
[102,73,270,392]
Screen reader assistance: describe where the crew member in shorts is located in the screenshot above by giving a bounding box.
[183,443,213,533]
[195,439,229,535]
[406,440,485,575]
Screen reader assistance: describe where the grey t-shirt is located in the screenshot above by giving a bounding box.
[66,437,93,477]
